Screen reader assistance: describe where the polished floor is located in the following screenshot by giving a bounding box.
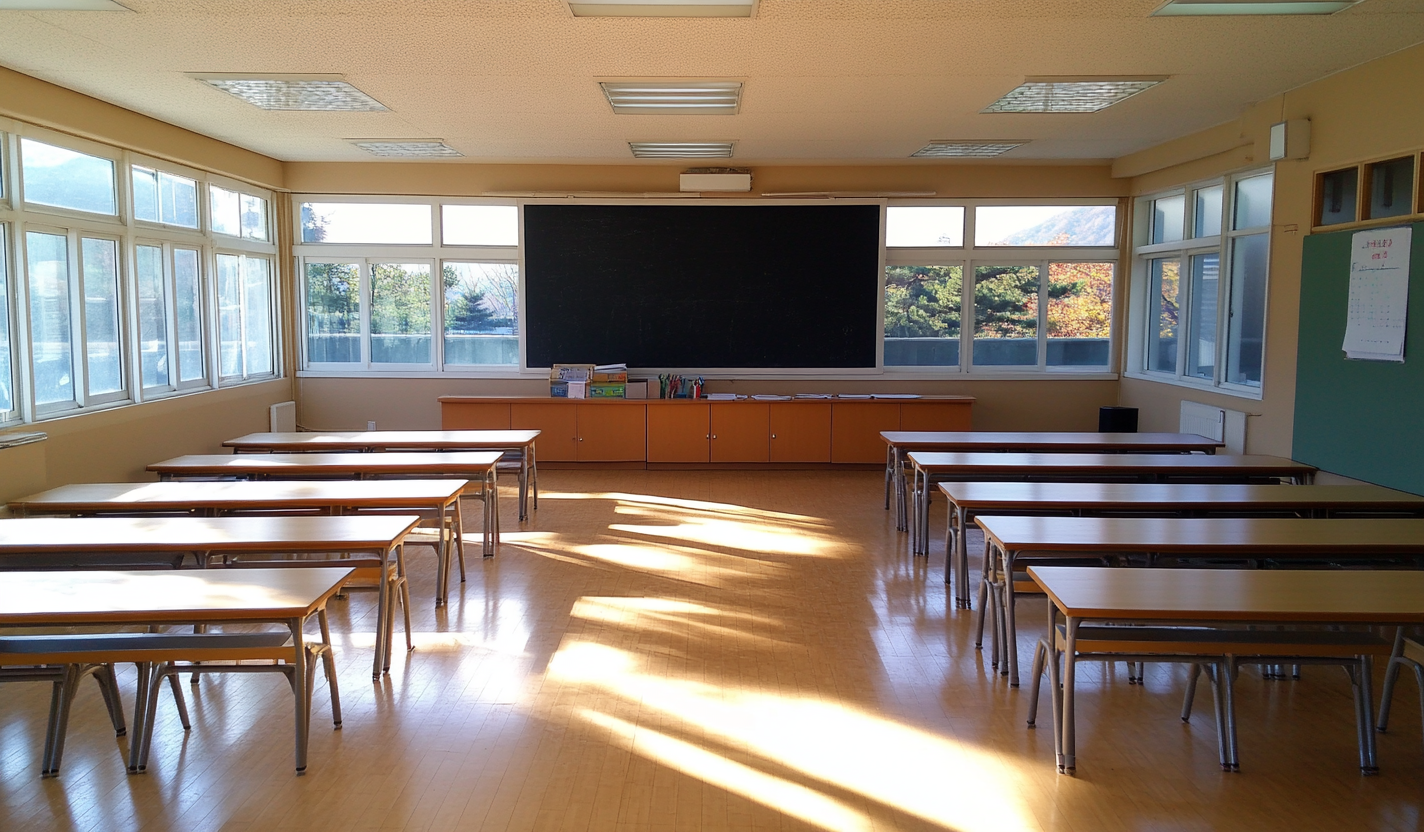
[3,469,1424,832]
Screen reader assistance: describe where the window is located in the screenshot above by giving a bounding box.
[79,237,124,398]
[883,265,961,367]
[135,243,207,389]
[0,227,14,419]
[300,202,432,244]
[442,205,518,246]
[135,244,170,388]
[1133,170,1273,394]
[1046,262,1114,368]
[25,230,75,407]
[173,248,205,383]
[306,262,362,364]
[973,265,1039,366]
[20,139,116,216]
[371,263,433,365]
[211,185,270,240]
[974,205,1116,247]
[216,253,275,380]
[443,262,519,366]
[133,166,199,228]
[885,207,964,247]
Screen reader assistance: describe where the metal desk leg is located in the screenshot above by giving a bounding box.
[1046,604,1064,771]
[944,503,956,586]
[897,449,909,533]
[1360,655,1379,774]
[884,444,894,511]
[372,548,391,679]
[518,448,529,521]
[1005,549,1021,686]
[435,500,449,607]
[530,444,538,511]
[289,616,310,773]
[127,662,151,772]
[452,497,467,583]
[1061,617,1081,773]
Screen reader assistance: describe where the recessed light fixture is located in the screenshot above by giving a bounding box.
[983,77,1166,114]
[912,140,1028,158]
[0,0,129,8]
[190,74,388,111]
[1153,0,1360,15]
[600,81,742,115]
[629,141,735,158]
[568,0,755,16]
[348,140,463,158]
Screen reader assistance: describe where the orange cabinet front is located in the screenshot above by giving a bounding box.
[769,403,832,462]
[441,401,511,430]
[576,404,647,462]
[830,402,901,463]
[900,401,972,431]
[710,403,769,463]
[511,403,578,461]
[647,404,710,462]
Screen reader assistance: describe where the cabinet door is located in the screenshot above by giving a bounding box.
[710,403,769,463]
[769,403,831,462]
[441,401,511,430]
[648,403,709,462]
[577,404,648,462]
[830,402,901,463]
[900,401,972,431]
[512,403,578,461]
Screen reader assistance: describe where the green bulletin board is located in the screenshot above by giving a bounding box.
[1292,221,1424,494]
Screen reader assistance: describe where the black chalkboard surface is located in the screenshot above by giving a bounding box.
[524,204,881,369]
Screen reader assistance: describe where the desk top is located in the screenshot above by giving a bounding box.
[0,567,353,624]
[937,482,1424,512]
[10,480,466,514]
[908,452,1313,477]
[224,430,539,451]
[976,515,1424,554]
[148,451,502,477]
[884,431,1222,452]
[0,515,420,553]
[1029,565,1424,623]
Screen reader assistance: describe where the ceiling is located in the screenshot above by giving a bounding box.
[1,0,1422,165]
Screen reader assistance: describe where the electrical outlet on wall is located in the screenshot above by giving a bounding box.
[367,421,377,430]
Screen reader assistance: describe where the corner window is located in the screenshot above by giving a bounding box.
[216,253,275,380]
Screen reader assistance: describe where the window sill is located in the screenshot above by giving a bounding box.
[298,368,1121,382]
[1122,369,1264,401]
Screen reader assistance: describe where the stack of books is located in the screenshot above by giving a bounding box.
[550,364,594,398]
[590,363,628,398]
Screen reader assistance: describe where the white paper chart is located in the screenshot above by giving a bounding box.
[1343,227,1412,362]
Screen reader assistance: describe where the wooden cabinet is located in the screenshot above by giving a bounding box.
[900,401,972,431]
[711,403,769,462]
[511,403,578,461]
[647,403,710,463]
[831,402,901,463]
[576,404,647,462]
[769,403,831,462]
[441,401,510,430]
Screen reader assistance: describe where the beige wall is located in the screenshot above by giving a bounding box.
[1115,42,1424,459]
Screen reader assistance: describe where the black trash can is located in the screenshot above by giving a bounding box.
[1098,406,1138,433]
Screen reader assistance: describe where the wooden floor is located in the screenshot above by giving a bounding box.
[4,469,1424,832]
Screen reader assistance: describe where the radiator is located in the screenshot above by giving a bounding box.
[269,401,297,432]
[1179,400,1247,455]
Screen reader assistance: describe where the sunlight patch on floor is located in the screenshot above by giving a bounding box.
[609,518,835,557]
[537,490,826,524]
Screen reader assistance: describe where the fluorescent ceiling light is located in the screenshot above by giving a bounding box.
[983,77,1166,114]
[0,0,128,8]
[349,140,462,158]
[912,140,1028,158]
[600,81,742,114]
[569,0,755,16]
[1153,0,1359,14]
[629,141,735,158]
[190,74,388,111]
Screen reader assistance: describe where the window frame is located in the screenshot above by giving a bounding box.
[440,258,522,370]
[213,249,278,383]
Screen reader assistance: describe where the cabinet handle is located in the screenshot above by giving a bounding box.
[705,434,710,439]
[771,434,777,439]
[712,434,717,439]
[578,437,583,441]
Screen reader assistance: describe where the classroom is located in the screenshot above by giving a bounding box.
[1,1,1424,830]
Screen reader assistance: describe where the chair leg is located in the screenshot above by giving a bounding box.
[95,664,128,737]
[973,578,990,650]
[318,609,342,728]
[1181,662,1201,722]
[400,576,414,653]
[1377,628,1406,732]
[1026,639,1048,727]
[1222,658,1240,771]
[167,673,191,731]
[1208,664,1234,771]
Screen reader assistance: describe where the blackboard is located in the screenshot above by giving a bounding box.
[1291,221,1424,494]
[523,204,881,369]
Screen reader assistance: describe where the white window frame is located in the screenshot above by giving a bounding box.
[1126,168,1274,399]
[440,258,522,370]
[132,238,211,395]
[213,250,278,383]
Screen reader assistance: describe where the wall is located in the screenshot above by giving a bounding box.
[1115,42,1424,459]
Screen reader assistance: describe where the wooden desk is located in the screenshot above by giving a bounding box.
[147,452,501,558]
[977,516,1424,687]
[0,567,351,773]
[882,431,1223,532]
[8,480,469,606]
[906,452,1316,560]
[936,482,1424,607]
[224,430,540,521]
[1029,565,1424,774]
[0,515,419,679]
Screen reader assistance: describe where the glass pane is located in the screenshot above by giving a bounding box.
[1150,196,1183,244]
[216,253,243,377]
[975,205,1115,247]
[81,238,122,396]
[442,205,518,246]
[306,263,362,364]
[1317,168,1358,227]
[1146,257,1179,374]
[1046,262,1112,368]
[1233,174,1273,230]
[883,265,961,367]
[885,207,965,247]
[443,262,519,366]
[972,265,1039,366]
[173,248,204,382]
[132,166,160,223]
[21,138,116,215]
[210,186,240,236]
[1193,185,1223,238]
[1367,157,1414,221]
[1185,253,1220,380]
[0,228,11,414]
[1226,234,1269,387]
[241,194,269,241]
[159,171,199,228]
[26,231,74,406]
[136,244,169,388]
[242,258,273,376]
[302,203,432,245]
[371,263,432,364]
